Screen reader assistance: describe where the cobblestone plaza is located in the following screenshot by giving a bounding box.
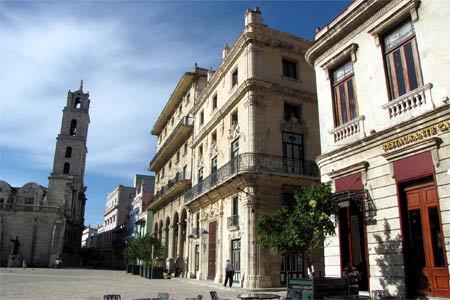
[0,268,283,300]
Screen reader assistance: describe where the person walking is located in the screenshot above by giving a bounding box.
[223,259,234,287]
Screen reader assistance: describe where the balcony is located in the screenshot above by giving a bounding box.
[330,115,366,143]
[227,215,239,230]
[382,83,434,125]
[149,116,194,172]
[185,153,319,204]
[149,171,191,210]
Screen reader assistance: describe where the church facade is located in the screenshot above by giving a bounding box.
[0,83,90,267]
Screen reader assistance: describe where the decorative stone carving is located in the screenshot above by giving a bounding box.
[210,142,218,158]
[201,202,220,220]
[228,123,240,141]
[281,114,306,135]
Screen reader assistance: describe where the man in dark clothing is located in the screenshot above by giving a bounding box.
[223,259,234,287]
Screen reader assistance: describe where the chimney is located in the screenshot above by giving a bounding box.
[207,67,215,82]
[245,7,263,27]
[222,43,230,59]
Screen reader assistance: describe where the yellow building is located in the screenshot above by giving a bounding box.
[149,8,321,288]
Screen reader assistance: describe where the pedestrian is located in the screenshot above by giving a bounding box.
[223,259,234,287]
[22,258,27,269]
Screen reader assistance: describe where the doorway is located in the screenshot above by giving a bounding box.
[401,179,449,297]
[338,200,369,291]
[207,221,217,280]
[232,239,241,283]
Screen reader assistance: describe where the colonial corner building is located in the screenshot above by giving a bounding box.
[0,83,90,267]
[305,0,450,298]
[149,8,321,288]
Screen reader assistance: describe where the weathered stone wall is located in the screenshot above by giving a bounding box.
[0,210,61,267]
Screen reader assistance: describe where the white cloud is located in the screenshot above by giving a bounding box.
[0,4,227,182]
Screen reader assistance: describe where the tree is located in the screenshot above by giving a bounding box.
[255,182,338,275]
[124,234,165,265]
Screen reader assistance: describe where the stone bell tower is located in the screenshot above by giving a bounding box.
[46,81,90,266]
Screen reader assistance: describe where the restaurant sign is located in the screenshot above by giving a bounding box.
[382,120,449,152]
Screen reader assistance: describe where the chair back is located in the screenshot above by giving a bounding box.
[210,291,218,300]
[197,295,203,300]
[104,295,121,300]
[158,292,170,300]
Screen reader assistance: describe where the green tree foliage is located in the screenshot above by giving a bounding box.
[256,183,338,261]
[124,234,165,265]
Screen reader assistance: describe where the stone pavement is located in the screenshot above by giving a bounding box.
[0,268,286,300]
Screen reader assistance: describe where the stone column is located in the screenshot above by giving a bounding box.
[245,91,259,154]
[245,185,257,288]
[218,200,224,283]
[177,222,183,258]
[166,225,174,272]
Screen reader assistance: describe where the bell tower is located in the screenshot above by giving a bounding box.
[46,81,90,266]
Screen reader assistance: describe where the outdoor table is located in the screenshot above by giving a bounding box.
[237,293,280,300]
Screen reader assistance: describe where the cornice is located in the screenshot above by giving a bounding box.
[193,28,311,115]
[306,0,410,66]
[316,104,450,167]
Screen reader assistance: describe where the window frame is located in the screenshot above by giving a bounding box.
[212,94,218,110]
[383,19,423,100]
[282,58,298,79]
[231,68,238,88]
[331,60,359,127]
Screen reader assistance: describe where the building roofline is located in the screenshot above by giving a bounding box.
[151,68,208,135]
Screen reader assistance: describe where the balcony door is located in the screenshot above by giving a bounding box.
[230,139,239,173]
[402,180,449,297]
[282,132,304,173]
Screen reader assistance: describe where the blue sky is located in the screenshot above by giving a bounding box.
[0,0,349,227]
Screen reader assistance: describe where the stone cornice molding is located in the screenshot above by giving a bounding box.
[306,0,419,67]
[317,105,449,168]
[320,43,358,79]
[328,161,369,180]
[193,29,311,114]
[191,78,316,148]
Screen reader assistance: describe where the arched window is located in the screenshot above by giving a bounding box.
[65,147,72,158]
[74,97,81,108]
[69,119,77,136]
[63,162,70,174]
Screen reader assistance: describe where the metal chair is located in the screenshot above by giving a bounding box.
[158,292,170,300]
[104,295,121,300]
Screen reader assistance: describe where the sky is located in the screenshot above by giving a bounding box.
[0,0,349,227]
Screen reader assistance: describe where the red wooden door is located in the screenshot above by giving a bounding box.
[207,221,217,280]
[404,182,449,297]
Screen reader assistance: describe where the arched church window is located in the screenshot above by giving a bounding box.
[65,147,72,158]
[69,119,77,136]
[63,162,70,174]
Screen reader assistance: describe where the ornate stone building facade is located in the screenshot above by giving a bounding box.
[0,83,90,267]
[149,8,321,288]
[306,0,450,298]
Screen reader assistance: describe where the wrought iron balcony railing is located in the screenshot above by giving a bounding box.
[227,215,239,228]
[185,153,319,204]
[154,171,191,201]
[150,116,194,171]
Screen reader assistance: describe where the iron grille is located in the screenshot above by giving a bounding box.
[185,153,319,204]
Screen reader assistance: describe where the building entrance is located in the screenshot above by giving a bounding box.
[207,221,217,280]
[402,180,449,297]
[338,200,369,291]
